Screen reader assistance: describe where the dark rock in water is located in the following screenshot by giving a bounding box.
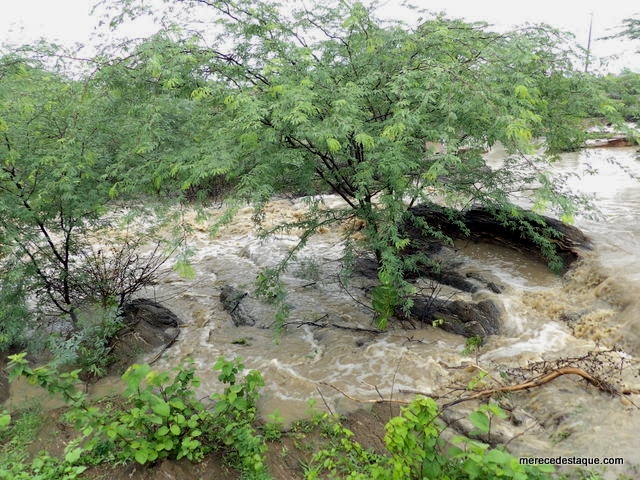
[428,269,481,293]
[122,298,181,330]
[466,272,503,294]
[406,204,591,270]
[110,299,182,374]
[351,203,589,338]
[220,285,255,326]
[353,246,503,338]
[353,255,380,279]
[220,285,270,328]
[409,296,502,338]
[354,252,503,294]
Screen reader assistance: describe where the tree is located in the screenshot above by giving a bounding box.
[617,16,640,43]
[0,45,173,341]
[102,0,612,327]
[597,70,640,122]
[0,50,110,324]
[90,33,229,200]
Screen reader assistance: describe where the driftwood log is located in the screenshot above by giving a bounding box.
[586,136,634,148]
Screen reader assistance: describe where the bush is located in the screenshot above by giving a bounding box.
[2,232,173,377]
[306,397,555,480]
[6,354,269,478]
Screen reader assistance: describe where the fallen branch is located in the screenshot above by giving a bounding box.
[283,319,381,334]
[318,381,413,405]
[320,366,640,410]
[442,366,639,409]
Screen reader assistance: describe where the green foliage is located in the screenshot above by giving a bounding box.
[0,405,87,480]
[0,407,37,479]
[0,265,30,352]
[463,336,484,363]
[256,269,291,334]
[69,358,268,475]
[463,336,484,356]
[75,362,211,464]
[210,357,269,478]
[0,413,9,431]
[1,0,615,332]
[466,371,490,391]
[306,397,555,480]
[597,71,640,122]
[292,257,322,283]
[7,353,85,404]
[467,402,508,442]
[371,269,401,329]
[46,303,123,378]
[0,407,38,446]
[5,356,614,479]
[450,436,555,480]
[262,410,284,441]
[304,414,386,479]
[609,15,640,44]
[0,452,87,480]
[0,46,176,371]
[0,50,113,323]
[88,32,231,198]
[6,354,269,478]
[98,0,608,327]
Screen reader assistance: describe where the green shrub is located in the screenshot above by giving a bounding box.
[209,356,269,478]
[305,397,556,480]
[304,414,387,480]
[77,362,211,464]
[6,354,269,478]
[0,404,87,480]
[46,303,123,379]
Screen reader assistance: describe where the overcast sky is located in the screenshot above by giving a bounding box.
[1,0,638,72]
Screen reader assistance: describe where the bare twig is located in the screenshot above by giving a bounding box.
[282,319,381,335]
[335,270,375,313]
[147,329,180,366]
[322,365,640,412]
[316,386,334,416]
[389,351,405,417]
[318,381,412,405]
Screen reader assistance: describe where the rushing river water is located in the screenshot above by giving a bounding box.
[5,145,640,478]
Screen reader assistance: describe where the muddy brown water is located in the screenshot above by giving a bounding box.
[5,146,640,478]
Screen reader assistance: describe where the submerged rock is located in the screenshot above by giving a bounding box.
[219,285,271,329]
[354,254,504,294]
[406,204,591,270]
[409,296,503,338]
[354,251,504,337]
[122,298,182,330]
[110,299,182,373]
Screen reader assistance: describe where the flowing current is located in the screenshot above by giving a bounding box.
[6,146,640,478]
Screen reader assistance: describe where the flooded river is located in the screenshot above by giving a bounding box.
[151,145,640,477]
[6,146,640,478]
